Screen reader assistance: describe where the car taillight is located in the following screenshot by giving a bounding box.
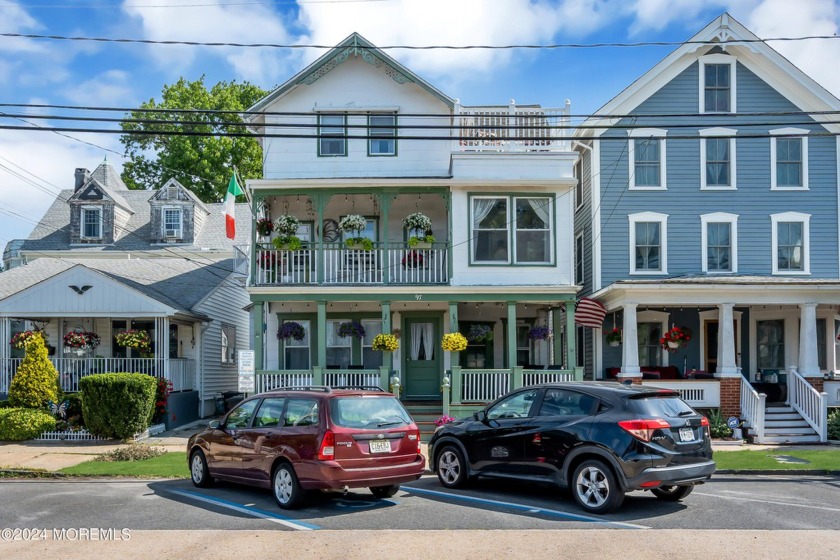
[618,418,671,442]
[318,430,335,461]
[412,430,422,454]
[701,415,711,437]
[700,416,710,427]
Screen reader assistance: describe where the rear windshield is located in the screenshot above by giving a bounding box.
[330,396,412,429]
[629,396,696,418]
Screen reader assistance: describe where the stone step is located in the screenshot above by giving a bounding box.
[754,434,822,444]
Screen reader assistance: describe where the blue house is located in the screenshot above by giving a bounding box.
[575,13,839,442]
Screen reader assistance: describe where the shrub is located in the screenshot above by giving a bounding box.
[8,336,60,409]
[79,373,157,440]
[0,400,10,409]
[705,409,733,439]
[95,444,165,462]
[0,408,56,441]
[828,409,840,441]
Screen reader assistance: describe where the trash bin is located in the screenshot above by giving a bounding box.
[214,393,226,416]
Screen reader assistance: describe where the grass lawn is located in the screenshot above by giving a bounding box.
[714,449,840,471]
[60,451,189,478]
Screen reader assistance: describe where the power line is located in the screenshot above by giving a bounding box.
[2,32,839,50]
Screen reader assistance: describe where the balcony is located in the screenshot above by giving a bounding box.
[254,242,449,286]
[454,101,572,153]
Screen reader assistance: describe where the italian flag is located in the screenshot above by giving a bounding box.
[223,173,243,240]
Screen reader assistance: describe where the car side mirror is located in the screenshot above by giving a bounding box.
[474,410,487,423]
[208,420,221,430]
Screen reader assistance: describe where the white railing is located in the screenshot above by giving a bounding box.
[788,367,828,442]
[323,370,382,389]
[523,370,576,386]
[461,369,511,402]
[255,246,317,285]
[825,381,840,406]
[168,359,196,392]
[324,245,383,284]
[644,380,721,408]
[454,101,572,153]
[256,370,314,393]
[387,247,449,284]
[741,379,766,443]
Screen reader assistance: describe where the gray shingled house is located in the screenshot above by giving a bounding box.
[0,162,252,425]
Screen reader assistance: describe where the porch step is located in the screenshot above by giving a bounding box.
[749,434,822,444]
[746,404,821,444]
[764,413,806,422]
[403,402,444,443]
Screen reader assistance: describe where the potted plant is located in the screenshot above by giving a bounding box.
[256,217,274,239]
[10,330,47,350]
[372,333,399,352]
[527,326,551,341]
[604,327,622,347]
[466,324,493,344]
[337,320,366,340]
[114,329,150,354]
[338,214,372,250]
[63,330,101,353]
[272,215,301,250]
[441,332,468,352]
[277,321,306,342]
[660,326,691,352]
[403,212,435,248]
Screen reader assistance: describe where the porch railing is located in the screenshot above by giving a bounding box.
[454,101,572,153]
[741,379,766,443]
[460,369,512,403]
[523,370,576,386]
[323,370,381,389]
[256,370,314,393]
[254,242,449,286]
[168,358,197,392]
[644,380,720,408]
[788,367,828,442]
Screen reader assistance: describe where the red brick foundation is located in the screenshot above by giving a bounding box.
[719,377,742,418]
[804,377,824,393]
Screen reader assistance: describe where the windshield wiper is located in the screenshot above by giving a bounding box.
[678,411,694,416]
[377,419,408,427]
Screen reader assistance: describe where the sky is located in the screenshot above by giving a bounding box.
[1,0,839,252]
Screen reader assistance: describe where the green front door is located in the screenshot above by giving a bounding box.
[403,317,441,399]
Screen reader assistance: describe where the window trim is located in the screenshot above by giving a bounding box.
[318,114,347,157]
[574,160,583,211]
[574,231,584,285]
[80,205,103,240]
[162,205,183,239]
[700,212,738,274]
[468,194,555,266]
[221,324,236,365]
[628,128,667,190]
[699,54,737,114]
[700,127,737,190]
[771,212,810,275]
[628,211,668,275]
[770,128,809,190]
[367,113,397,157]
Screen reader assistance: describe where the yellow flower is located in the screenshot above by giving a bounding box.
[441,332,468,352]
[372,334,399,352]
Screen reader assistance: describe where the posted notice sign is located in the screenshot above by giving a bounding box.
[238,350,256,393]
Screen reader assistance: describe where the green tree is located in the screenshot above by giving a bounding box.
[8,336,60,409]
[120,76,268,202]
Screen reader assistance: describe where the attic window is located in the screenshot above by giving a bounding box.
[81,206,102,239]
[699,54,736,113]
[167,186,179,199]
[163,207,182,239]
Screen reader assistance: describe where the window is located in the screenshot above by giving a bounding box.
[341,216,378,242]
[701,213,738,273]
[638,322,663,367]
[699,55,736,113]
[817,319,826,371]
[516,324,531,367]
[574,160,583,210]
[700,128,736,189]
[221,324,236,364]
[369,114,396,156]
[628,129,667,189]
[757,319,785,369]
[326,319,351,369]
[771,129,808,189]
[318,114,346,156]
[362,319,383,369]
[470,196,553,264]
[538,389,594,417]
[163,207,182,239]
[771,212,810,274]
[283,320,310,370]
[225,399,258,429]
[629,212,668,274]
[81,206,102,239]
[254,397,286,428]
[575,232,584,285]
[486,388,537,420]
[283,399,319,427]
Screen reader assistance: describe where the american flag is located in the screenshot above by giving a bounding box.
[575,297,607,328]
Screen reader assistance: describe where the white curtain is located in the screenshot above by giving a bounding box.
[410,324,423,361]
[527,198,550,228]
[410,322,435,361]
[472,199,497,229]
[422,323,435,360]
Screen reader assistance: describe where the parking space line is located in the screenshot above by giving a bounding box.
[168,489,320,531]
[694,491,840,512]
[406,487,650,529]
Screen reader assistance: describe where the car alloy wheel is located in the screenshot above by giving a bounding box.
[190,450,213,488]
[436,446,468,488]
[651,485,694,501]
[273,463,305,509]
[572,460,623,514]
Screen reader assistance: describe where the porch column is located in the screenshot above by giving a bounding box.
[161,317,170,381]
[717,303,738,376]
[506,302,517,369]
[251,302,264,371]
[552,307,563,367]
[381,193,391,285]
[316,301,327,368]
[448,301,459,373]
[618,303,641,383]
[381,301,392,370]
[798,303,820,377]
[315,193,326,284]
[565,300,576,372]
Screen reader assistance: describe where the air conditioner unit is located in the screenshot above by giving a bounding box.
[165,229,180,238]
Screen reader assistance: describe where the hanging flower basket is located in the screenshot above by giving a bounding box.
[372,333,399,352]
[115,329,150,351]
[527,326,552,341]
[338,214,367,234]
[660,326,691,352]
[256,218,274,238]
[402,212,432,233]
[273,214,300,236]
[466,324,493,344]
[441,332,468,352]
[63,330,101,350]
[10,330,47,349]
[604,327,622,347]
[337,320,366,339]
[277,321,306,341]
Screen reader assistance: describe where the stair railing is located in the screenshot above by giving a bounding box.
[740,380,766,443]
[788,367,828,442]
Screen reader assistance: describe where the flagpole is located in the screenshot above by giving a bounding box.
[232,166,255,217]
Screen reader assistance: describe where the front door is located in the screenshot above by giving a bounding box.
[403,317,441,399]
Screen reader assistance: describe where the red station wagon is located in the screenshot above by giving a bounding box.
[187,387,426,509]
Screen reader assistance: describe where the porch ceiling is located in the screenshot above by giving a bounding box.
[249,285,577,303]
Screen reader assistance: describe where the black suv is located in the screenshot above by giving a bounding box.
[428,382,715,514]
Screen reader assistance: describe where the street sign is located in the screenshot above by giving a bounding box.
[727,416,740,429]
[238,349,255,393]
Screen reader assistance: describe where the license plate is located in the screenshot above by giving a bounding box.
[679,428,695,442]
[369,440,391,453]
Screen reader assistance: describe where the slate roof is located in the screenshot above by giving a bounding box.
[0,257,240,317]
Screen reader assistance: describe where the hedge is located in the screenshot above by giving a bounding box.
[8,337,60,409]
[0,408,56,441]
[79,373,157,440]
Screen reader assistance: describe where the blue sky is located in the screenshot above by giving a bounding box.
[1,0,839,251]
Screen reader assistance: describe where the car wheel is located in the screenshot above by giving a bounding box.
[571,460,624,514]
[190,449,213,488]
[273,463,306,509]
[370,485,400,499]
[436,446,469,488]
[651,485,694,501]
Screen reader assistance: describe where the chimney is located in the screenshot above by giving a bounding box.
[74,168,91,192]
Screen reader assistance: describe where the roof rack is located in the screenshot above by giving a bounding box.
[281,385,331,392]
[333,385,386,392]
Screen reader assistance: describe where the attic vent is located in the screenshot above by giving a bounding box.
[167,186,179,199]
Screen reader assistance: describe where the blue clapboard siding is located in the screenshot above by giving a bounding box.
[598,59,839,286]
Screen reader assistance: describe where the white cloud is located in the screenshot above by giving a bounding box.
[626,0,736,34]
[64,70,134,106]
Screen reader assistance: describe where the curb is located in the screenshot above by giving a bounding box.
[715,469,840,476]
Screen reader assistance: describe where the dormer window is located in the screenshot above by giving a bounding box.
[699,54,736,113]
[81,206,102,239]
[163,207,183,239]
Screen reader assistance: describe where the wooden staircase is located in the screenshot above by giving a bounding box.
[749,404,821,444]
[402,401,444,443]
